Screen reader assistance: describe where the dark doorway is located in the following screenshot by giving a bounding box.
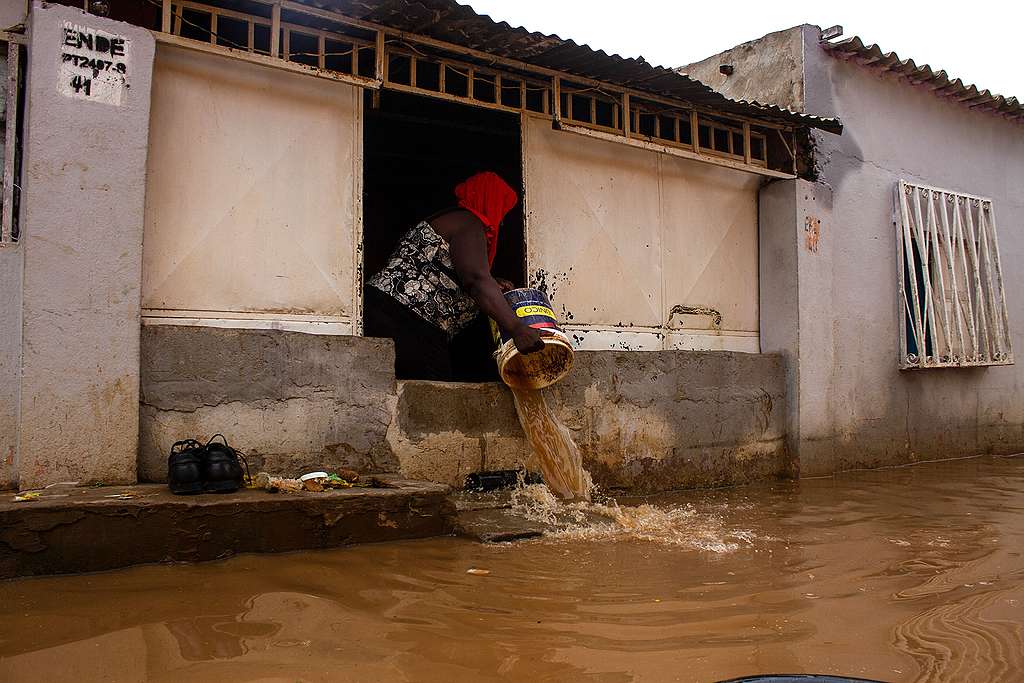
[362,90,524,382]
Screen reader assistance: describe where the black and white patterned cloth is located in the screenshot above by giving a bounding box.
[367,221,480,339]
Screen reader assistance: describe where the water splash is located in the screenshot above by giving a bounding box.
[508,388,754,551]
[509,483,759,552]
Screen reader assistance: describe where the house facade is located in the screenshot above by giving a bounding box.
[0,3,1018,493]
[686,24,1024,475]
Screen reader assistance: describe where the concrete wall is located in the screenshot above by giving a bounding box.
[140,326,787,492]
[391,351,789,493]
[1,1,28,30]
[682,27,805,113]
[798,29,1024,472]
[17,3,154,487]
[0,246,20,489]
[758,180,801,473]
[139,326,400,481]
[0,13,22,489]
[706,25,1024,473]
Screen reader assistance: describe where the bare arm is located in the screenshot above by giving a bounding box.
[433,211,545,354]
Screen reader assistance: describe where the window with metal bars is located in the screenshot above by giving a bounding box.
[0,37,23,246]
[895,180,1012,369]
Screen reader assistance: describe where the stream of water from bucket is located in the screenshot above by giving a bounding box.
[509,387,592,501]
[508,388,758,548]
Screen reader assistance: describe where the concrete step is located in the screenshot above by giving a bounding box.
[449,490,551,543]
[453,508,549,543]
[0,479,454,579]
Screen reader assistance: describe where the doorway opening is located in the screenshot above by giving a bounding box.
[362,90,525,382]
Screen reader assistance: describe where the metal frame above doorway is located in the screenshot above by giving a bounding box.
[150,0,800,179]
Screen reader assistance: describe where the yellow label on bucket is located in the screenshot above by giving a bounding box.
[516,305,556,319]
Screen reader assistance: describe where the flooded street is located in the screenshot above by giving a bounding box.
[1,456,1022,682]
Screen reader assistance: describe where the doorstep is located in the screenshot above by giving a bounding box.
[449,490,551,543]
[0,478,454,580]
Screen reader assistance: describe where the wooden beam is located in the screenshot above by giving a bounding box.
[552,76,561,124]
[559,123,795,179]
[622,92,630,137]
[269,2,280,57]
[269,0,792,131]
[742,122,751,165]
[152,31,380,90]
[374,30,385,84]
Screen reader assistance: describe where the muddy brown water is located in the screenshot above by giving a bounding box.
[2,456,1023,682]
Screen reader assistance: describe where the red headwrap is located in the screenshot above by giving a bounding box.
[454,171,518,267]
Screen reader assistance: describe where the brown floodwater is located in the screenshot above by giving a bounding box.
[1,456,1022,682]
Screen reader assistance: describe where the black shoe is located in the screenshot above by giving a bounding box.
[202,434,249,493]
[168,439,205,495]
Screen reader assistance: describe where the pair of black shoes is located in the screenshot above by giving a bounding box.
[167,434,249,495]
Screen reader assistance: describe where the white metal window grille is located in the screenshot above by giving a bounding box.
[0,35,24,245]
[895,180,1012,369]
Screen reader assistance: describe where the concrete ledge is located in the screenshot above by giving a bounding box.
[391,350,790,493]
[139,326,400,481]
[0,480,454,579]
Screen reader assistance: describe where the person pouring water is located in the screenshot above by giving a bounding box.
[365,171,551,380]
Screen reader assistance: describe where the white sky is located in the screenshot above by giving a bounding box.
[463,0,1023,101]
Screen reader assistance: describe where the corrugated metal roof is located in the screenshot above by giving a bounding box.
[296,0,843,133]
[824,36,1023,123]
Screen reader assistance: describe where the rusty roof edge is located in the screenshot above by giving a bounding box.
[668,67,843,134]
[300,0,843,133]
[823,35,1023,122]
[449,3,844,133]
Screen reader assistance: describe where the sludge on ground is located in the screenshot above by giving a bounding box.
[1,455,1022,682]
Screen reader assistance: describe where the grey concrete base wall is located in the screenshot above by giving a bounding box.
[388,380,532,486]
[17,4,154,487]
[139,326,401,481]
[391,351,789,493]
[0,247,21,489]
[142,329,788,493]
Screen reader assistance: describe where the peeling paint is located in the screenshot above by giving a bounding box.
[804,215,820,253]
[668,304,723,328]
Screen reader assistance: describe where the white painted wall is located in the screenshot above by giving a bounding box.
[142,45,363,334]
[522,116,761,352]
[18,3,154,488]
[0,245,20,488]
[691,24,1024,473]
[0,42,19,487]
[795,32,1024,472]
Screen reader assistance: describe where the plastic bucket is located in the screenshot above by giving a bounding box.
[492,288,574,390]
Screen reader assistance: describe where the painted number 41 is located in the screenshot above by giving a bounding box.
[70,74,92,96]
